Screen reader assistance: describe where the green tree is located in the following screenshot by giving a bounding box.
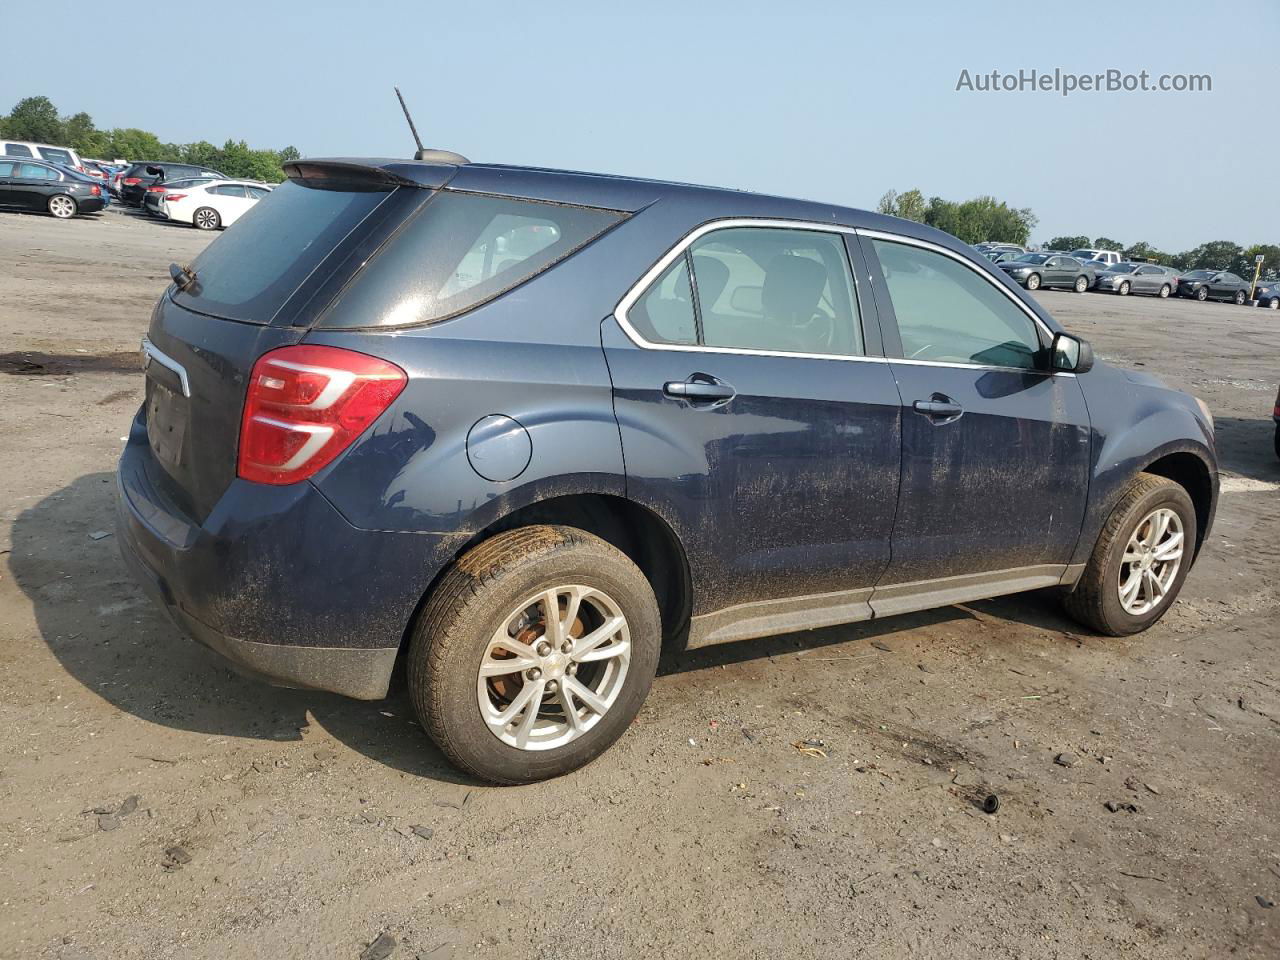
[62,112,110,157]
[875,188,926,223]
[1182,240,1243,271]
[1092,237,1124,253]
[2,96,63,143]
[1123,241,1170,264]
[1046,236,1091,251]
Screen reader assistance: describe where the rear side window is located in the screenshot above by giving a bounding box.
[629,257,697,345]
[5,144,33,158]
[321,192,624,329]
[38,147,73,165]
[870,238,1041,370]
[19,163,57,180]
[0,161,12,176]
[173,179,394,324]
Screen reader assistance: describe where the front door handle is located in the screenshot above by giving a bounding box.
[912,396,963,421]
[663,375,736,406]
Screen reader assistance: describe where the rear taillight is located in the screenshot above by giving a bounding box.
[238,345,407,485]
[146,185,167,193]
[164,193,186,202]
[90,185,100,196]
[123,177,141,185]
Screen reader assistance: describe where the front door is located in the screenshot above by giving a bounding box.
[602,224,903,635]
[859,233,1091,608]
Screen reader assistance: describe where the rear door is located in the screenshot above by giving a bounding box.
[13,162,58,210]
[0,161,15,206]
[859,232,1091,605]
[211,184,253,224]
[602,222,903,627]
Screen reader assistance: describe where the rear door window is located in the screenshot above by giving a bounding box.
[321,191,625,329]
[0,161,13,176]
[5,144,33,157]
[18,163,57,180]
[38,147,73,165]
[173,179,397,324]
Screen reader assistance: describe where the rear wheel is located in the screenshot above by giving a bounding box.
[48,195,77,219]
[193,206,221,231]
[1117,280,1131,296]
[1025,273,1041,290]
[408,525,661,784]
[1074,275,1088,293]
[1063,473,1196,636]
[1158,284,1171,298]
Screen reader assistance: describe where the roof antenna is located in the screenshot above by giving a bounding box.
[394,87,470,165]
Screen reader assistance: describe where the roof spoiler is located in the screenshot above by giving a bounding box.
[282,158,458,190]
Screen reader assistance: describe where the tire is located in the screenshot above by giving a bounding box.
[1269,297,1279,310]
[408,525,661,785]
[1063,473,1197,636]
[1025,273,1041,290]
[1196,286,1209,301]
[1118,280,1131,296]
[1275,425,1280,460]
[193,206,221,231]
[48,195,77,219]
[1074,275,1088,293]
[1158,284,1171,298]
[1233,289,1246,305]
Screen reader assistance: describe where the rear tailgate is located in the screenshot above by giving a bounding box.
[139,165,437,522]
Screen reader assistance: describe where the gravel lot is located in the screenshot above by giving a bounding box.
[1,207,1277,960]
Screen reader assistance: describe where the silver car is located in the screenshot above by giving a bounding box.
[1095,263,1177,298]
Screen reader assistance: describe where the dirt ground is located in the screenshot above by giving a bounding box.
[1,207,1277,960]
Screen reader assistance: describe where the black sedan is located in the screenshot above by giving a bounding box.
[0,158,106,218]
[118,162,226,206]
[1177,270,1251,304]
[998,253,1092,293]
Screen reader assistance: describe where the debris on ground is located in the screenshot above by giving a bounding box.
[792,741,827,759]
[117,795,140,817]
[359,932,397,960]
[88,530,111,541]
[162,846,192,870]
[870,641,892,652]
[410,825,434,840]
[982,794,1000,814]
[1104,801,1139,813]
[1256,895,1274,909]
[1054,752,1078,767]
[97,814,120,832]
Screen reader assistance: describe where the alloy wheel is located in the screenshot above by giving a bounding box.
[1117,507,1184,616]
[477,585,631,751]
[194,208,219,230]
[49,196,75,219]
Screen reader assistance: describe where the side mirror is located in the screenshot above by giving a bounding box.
[1051,332,1094,373]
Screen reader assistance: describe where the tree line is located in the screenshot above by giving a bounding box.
[879,188,1278,281]
[0,96,297,183]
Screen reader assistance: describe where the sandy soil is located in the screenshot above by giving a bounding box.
[1,208,1277,960]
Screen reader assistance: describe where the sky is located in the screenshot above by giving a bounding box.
[4,0,1276,251]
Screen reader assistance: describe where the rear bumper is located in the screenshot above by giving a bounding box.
[115,408,457,699]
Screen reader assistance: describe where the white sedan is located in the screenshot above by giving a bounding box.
[161,180,272,230]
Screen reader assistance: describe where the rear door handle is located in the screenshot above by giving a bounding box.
[663,376,736,405]
[912,396,963,420]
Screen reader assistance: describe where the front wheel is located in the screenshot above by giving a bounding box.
[1025,273,1041,290]
[1074,275,1088,293]
[1268,297,1279,311]
[48,195,77,219]
[408,526,661,785]
[1118,280,1131,296]
[1234,289,1246,305]
[193,206,221,231]
[1063,473,1196,636]
[1196,286,1209,301]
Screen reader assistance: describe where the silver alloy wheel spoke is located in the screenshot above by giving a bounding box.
[477,584,630,751]
[1117,507,1183,616]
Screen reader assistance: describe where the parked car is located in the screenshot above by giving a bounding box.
[142,177,223,217]
[0,139,86,172]
[998,253,1092,292]
[46,161,111,207]
[1177,270,1251,304]
[118,162,226,206]
[1096,262,1176,298]
[117,155,1218,784]
[987,251,1021,264]
[1274,385,1280,459]
[0,158,105,218]
[1253,280,1279,310]
[976,242,1026,255]
[1068,248,1122,267]
[160,180,272,230]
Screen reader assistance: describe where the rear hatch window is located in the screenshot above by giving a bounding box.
[172,179,398,324]
[318,191,625,329]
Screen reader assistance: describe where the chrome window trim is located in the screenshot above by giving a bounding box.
[614,218,1072,377]
[140,336,191,397]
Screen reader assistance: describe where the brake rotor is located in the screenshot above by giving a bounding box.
[487,600,587,701]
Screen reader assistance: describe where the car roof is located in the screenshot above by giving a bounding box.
[292,156,971,254]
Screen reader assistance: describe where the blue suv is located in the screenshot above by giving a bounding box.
[117,155,1218,783]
